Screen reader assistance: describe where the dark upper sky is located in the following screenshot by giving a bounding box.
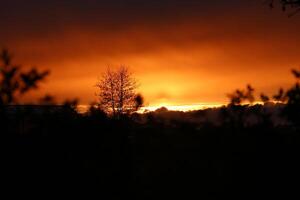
[0,0,244,37]
[1,0,300,107]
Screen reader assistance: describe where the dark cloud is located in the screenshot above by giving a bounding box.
[0,0,252,40]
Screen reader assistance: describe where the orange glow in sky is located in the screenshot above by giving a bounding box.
[1,1,300,109]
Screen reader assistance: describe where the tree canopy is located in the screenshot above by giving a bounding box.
[96,66,143,117]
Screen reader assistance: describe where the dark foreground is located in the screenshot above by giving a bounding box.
[1,105,300,199]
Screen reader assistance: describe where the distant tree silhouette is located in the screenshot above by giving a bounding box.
[227,84,255,106]
[134,93,144,111]
[63,98,79,112]
[263,69,300,105]
[96,66,141,117]
[284,68,300,124]
[39,94,56,105]
[155,106,169,113]
[273,88,287,102]
[87,102,107,118]
[260,93,270,103]
[0,49,49,105]
[286,83,300,105]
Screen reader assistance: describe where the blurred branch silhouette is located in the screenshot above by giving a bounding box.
[0,49,49,105]
[267,0,300,16]
[228,68,300,126]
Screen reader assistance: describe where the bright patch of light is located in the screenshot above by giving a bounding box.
[139,103,224,113]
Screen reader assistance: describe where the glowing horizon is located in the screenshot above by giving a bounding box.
[77,101,269,113]
[139,102,225,112]
[1,1,299,107]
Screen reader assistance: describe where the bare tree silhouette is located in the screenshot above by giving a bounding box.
[0,49,49,106]
[96,66,142,117]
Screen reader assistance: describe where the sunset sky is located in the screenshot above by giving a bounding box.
[1,0,300,108]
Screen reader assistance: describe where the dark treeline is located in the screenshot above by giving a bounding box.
[1,91,300,198]
[1,48,300,198]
